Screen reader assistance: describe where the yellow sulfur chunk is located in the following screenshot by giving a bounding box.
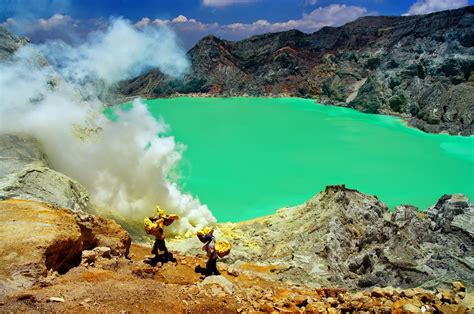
[197,226,214,243]
[215,240,231,258]
[144,217,164,238]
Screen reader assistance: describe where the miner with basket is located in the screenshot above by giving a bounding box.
[144,206,179,264]
[197,227,231,276]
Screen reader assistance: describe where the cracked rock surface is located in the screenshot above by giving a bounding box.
[0,134,89,212]
[171,185,474,291]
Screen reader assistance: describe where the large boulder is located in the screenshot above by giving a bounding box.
[0,134,90,212]
[0,199,83,294]
[426,194,474,242]
[0,199,131,295]
[74,210,131,256]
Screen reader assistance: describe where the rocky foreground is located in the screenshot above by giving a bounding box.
[168,185,474,293]
[0,193,473,313]
[0,133,473,312]
[120,6,474,135]
[1,237,473,313]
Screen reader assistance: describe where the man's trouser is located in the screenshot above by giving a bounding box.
[206,256,219,275]
[152,238,168,257]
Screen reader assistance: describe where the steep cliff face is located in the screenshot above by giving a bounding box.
[120,6,474,135]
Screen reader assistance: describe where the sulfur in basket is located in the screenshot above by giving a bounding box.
[215,240,231,258]
[144,217,164,237]
[197,227,214,243]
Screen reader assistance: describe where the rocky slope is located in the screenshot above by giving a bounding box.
[0,134,89,212]
[120,6,474,135]
[0,134,131,294]
[170,185,474,291]
[1,243,472,313]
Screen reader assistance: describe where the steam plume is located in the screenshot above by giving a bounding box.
[0,19,216,236]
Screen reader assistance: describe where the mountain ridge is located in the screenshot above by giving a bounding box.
[119,6,474,135]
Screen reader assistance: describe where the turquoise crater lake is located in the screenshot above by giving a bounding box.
[128,97,474,222]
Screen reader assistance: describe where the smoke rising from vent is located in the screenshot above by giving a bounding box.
[0,19,216,236]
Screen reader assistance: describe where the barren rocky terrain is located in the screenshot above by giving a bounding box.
[1,240,473,313]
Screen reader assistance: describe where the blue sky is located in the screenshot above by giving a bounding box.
[1,0,472,48]
[0,0,424,23]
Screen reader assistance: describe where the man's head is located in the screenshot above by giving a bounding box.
[203,233,213,242]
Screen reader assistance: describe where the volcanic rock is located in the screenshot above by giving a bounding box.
[0,134,90,212]
[0,26,28,61]
[200,275,235,295]
[74,211,131,257]
[0,199,131,294]
[120,6,474,135]
[183,185,474,290]
[0,200,83,294]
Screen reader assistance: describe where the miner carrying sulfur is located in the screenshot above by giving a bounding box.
[197,227,231,276]
[144,206,179,265]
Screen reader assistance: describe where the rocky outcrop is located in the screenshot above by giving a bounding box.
[0,200,82,294]
[120,6,474,135]
[171,185,474,290]
[0,199,131,295]
[74,210,132,256]
[0,26,28,61]
[0,134,90,212]
[0,134,131,294]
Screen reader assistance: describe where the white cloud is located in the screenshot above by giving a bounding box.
[37,14,72,29]
[258,4,368,32]
[135,15,217,32]
[4,4,370,49]
[305,0,318,6]
[404,0,468,15]
[172,15,189,23]
[1,14,108,44]
[202,0,256,7]
[135,4,369,45]
[1,17,16,28]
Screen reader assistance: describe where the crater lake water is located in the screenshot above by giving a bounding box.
[117,97,474,222]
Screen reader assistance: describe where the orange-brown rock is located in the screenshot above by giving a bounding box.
[453,281,466,293]
[0,199,131,295]
[0,199,83,294]
[74,211,131,257]
[437,288,455,304]
[1,242,472,313]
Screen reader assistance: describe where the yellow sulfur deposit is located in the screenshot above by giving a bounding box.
[156,206,166,217]
[144,217,164,238]
[197,226,214,243]
[215,240,232,258]
[155,206,179,226]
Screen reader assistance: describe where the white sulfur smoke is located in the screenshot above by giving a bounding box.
[38,19,189,84]
[0,19,216,236]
